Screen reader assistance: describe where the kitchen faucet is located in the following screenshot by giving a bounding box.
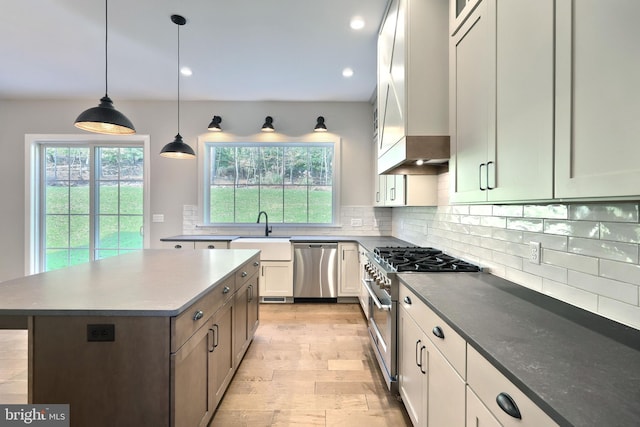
[256,211,272,236]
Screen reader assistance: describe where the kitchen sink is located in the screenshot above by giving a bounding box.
[229,237,292,261]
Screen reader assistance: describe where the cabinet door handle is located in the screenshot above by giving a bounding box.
[248,284,253,302]
[207,328,215,352]
[241,271,248,278]
[432,326,445,339]
[193,310,204,321]
[208,244,215,249]
[415,339,422,368]
[376,191,380,203]
[486,161,495,190]
[479,163,486,191]
[419,345,427,374]
[213,324,219,349]
[253,261,259,267]
[496,392,522,419]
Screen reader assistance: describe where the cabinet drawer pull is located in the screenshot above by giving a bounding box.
[241,271,248,278]
[403,296,412,305]
[223,286,231,294]
[432,326,445,339]
[207,244,215,249]
[496,392,522,419]
[174,244,182,249]
[253,261,259,267]
[193,310,204,321]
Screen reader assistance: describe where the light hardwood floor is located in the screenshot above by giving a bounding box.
[0,304,411,426]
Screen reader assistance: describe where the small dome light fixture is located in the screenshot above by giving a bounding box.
[416,159,424,166]
[314,116,328,132]
[342,67,354,78]
[180,66,192,76]
[207,115,222,132]
[261,116,275,132]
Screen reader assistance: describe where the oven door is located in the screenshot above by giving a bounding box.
[363,277,397,390]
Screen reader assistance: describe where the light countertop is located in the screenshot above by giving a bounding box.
[0,249,259,317]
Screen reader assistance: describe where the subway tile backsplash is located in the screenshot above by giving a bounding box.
[393,200,640,331]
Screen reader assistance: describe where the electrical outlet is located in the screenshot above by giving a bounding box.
[152,214,164,223]
[351,218,363,227]
[529,241,541,264]
[87,324,115,342]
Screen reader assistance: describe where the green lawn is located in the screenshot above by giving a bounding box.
[209,186,332,223]
[45,185,143,271]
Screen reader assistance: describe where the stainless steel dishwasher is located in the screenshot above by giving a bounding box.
[293,243,338,301]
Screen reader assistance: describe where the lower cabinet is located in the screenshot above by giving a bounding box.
[209,300,234,409]
[259,261,293,298]
[338,242,360,297]
[234,274,259,367]
[467,386,502,427]
[398,304,465,427]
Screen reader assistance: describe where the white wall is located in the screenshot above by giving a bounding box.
[392,173,640,330]
[0,98,374,281]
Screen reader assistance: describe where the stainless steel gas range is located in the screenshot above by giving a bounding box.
[362,246,480,392]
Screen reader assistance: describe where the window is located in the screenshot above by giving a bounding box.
[202,141,339,225]
[26,135,150,274]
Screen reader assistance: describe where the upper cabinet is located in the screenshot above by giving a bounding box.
[450,0,640,203]
[450,0,554,203]
[555,0,640,199]
[377,0,450,175]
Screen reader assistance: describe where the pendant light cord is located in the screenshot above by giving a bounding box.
[104,0,109,97]
[177,21,180,134]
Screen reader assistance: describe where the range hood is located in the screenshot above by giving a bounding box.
[378,135,450,175]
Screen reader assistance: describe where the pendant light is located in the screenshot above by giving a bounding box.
[74,0,135,135]
[160,15,196,159]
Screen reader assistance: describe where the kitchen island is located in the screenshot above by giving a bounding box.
[0,249,260,427]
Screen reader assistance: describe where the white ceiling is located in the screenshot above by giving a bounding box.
[0,0,388,102]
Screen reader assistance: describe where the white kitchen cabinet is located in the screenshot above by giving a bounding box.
[194,241,229,249]
[374,173,386,207]
[467,386,502,427]
[160,240,194,249]
[555,0,640,199]
[399,284,465,427]
[450,0,554,203]
[375,174,438,207]
[384,175,405,207]
[357,245,369,319]
[338,242,359,297]
[159,240,229,250]
[259,261,293,298]
[467,345,559,427]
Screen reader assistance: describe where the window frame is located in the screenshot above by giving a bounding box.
[198,135,341,227]
[25,134,151,275]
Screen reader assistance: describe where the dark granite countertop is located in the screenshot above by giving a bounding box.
[161,235,413,252]
[399,272,640,427]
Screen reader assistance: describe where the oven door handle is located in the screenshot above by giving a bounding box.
[362,279,392,311]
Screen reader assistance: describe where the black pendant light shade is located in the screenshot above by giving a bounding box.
[74,0,135,135]
[314,116,327,132]
[261,116,275,132]
[160,14,196,159]
[75,96,135,135]
[160,133,196,159]
[208,115,222,131]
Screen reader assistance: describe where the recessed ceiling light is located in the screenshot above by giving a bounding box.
[180,67,192,76]
[350,17,365,30]
[342,68,354,78]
